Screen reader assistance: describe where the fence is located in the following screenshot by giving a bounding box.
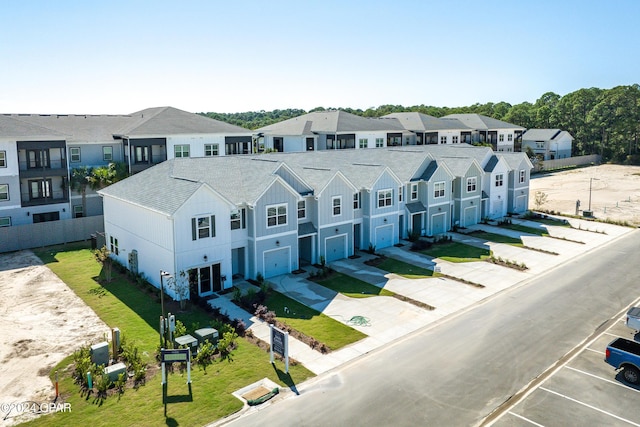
[0,215,104,253]
[533,154,601,173]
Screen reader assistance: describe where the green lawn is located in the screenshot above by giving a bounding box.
[372,257,436,279]
[265,290,367,350]
[498,223,550,236]
[313,271,395,298]
[421,241,491,262]
[468,230,523,246]
[28,244,314,427]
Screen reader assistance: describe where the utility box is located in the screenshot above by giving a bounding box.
[90,341,109,366]
[174,334,198,353]
[104,362,127,382]
[194,327,219,346]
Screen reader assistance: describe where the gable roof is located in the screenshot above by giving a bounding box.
[256,110,405,135]
[382,112,471,131]
[0,115,68,140]
[521,129,573,141]
[118,106,251,136]
[441,114,524,131]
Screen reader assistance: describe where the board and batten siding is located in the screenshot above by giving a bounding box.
[316,175,354,227]
[253,180,299,238]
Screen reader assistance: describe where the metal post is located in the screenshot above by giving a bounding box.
[588,178,600,212]
[160,270,171,347]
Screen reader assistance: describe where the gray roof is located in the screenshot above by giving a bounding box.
[521,129,572,141]
[383,112,470,131]
[418,160,438,181]
[499,152,534,170]
[0,115,68,139]
[298,222,317,236]
[3,113,132,142]
[119,107,251,136]
[484,155,499,172]
[256,110,405,135]
[442,114,524,131]
[405,202,427,214]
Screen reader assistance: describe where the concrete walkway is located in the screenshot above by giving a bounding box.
[209,218,637,377]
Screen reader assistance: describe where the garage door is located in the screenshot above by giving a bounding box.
[375,225,394,250]
[264,248,290,278]
[463,206,477,227]
[325,235,346,263]
[431,213,446,236]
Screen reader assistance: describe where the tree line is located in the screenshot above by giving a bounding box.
[201,84,640,163]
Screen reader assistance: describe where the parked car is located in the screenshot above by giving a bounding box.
[625,307,640,332]
[605,337,640,384]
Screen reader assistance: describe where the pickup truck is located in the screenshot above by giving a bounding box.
[626,307,640,332]
[605,337,640,384]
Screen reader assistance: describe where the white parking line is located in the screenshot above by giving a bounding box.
[540,387,640,426]
[507,411,545,426]
[604,331,629,339]
[566,366,640,393]
[584,347,606,355]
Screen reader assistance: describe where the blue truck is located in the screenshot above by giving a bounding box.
[605,337,640,384]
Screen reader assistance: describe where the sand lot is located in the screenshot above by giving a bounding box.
[530,164,640,226]
[0,251,109,426]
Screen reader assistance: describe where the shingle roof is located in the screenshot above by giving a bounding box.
[383,112,471,131]
[484,155,499,172]
[256,110,405,135]
[3,114,132,142]
[0,115,68,139]
[521,129,572,141]
[442,114,524,131]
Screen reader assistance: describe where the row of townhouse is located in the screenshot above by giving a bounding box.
[0,106,528,232]
[98,145,532,300]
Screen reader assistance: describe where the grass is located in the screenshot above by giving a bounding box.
[468,230,523,246]
[27,243,314,427]
[313,271,395,298]
[499,223,550,237]
[264,290,367,350]
[420,241,491,262]
[372,257,436,279]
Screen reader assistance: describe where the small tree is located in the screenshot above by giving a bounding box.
[94,245,113,282]
[534,191,548,210]
[167,270,189,310]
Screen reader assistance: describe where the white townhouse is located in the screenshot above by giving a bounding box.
[98,144,532,300]
[500,153,534,213]
[255,110,410,152]
[381,112,472,145]
[521,129,573,160]
[441,114,525,152]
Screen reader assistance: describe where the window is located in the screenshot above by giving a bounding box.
[70,147,81,162]
[0,184,8,201]
[467,177,477,192]
[135,146,148,163]
[231,209,245,230]
[440,136,447,144]
[452,136,458,144]
[398,186,403,202]
[499,134,504,142]
[297,200,306,219]
[103,146,113,161]
[377,189,392,207]
[410,184,418,200]
[27,149,50,168]
[267,204,287,227]
[508,134,513,142]
[519,170,525,183]
[191,215,216,240]
[375,138,384,148]
[359,138,368,149]
[29,179,51,199]
[332,196,342,216]
[109,235,119,255]
[0,217,10,227]
[434,182,445,198]
[205,144,219,156]
[353,192,361,209]
[495,174,504,187]
[405,137,410,145]
[0,151,6,167]
[174,145,190,158]
[73,205,83,218]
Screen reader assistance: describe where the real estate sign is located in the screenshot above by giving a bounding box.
[270,324,289,373]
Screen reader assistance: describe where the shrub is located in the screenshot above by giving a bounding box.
[407,229,421,242]
[219,331,239,362]
[195,340,216,373]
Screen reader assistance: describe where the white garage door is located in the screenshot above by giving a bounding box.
[463,206,478,227]
[264,248,290,278]
[431,213,446,236]
[325,235,347,263]
[375,225,394,250]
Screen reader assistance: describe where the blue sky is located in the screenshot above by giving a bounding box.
[1,0,638,115]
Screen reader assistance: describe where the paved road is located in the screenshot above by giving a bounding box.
[224,230,640,427]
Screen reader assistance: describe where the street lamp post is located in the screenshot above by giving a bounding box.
[160,270,171,347]
[588,177,600,212]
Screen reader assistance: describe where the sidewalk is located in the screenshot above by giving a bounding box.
[208,220,637,378]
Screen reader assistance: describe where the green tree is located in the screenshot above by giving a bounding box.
[69,166,94,217]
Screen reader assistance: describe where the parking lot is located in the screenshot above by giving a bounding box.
[491,299,640,427]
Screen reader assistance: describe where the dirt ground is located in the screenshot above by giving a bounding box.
[0,251,109,426]
[529,164,640,226]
